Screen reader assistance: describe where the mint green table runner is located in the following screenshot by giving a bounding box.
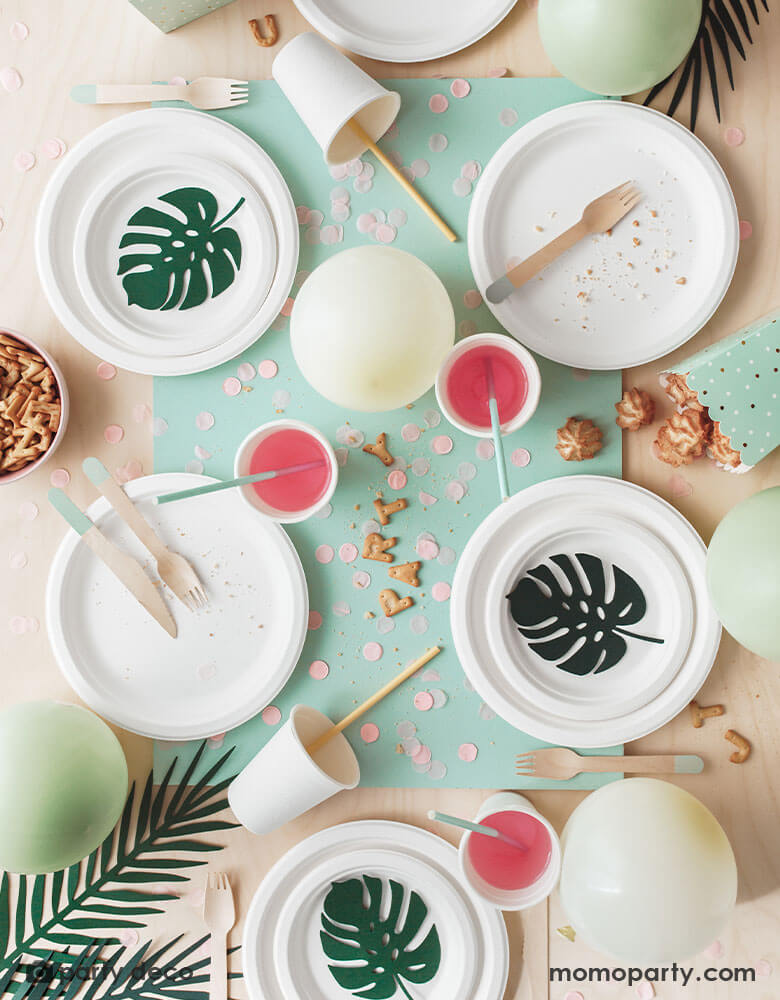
[154,78,624,788]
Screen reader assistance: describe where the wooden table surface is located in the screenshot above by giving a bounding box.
[1,1,778,996]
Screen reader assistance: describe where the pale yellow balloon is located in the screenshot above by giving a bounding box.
[560,779,737,963]
[290,246,455,412]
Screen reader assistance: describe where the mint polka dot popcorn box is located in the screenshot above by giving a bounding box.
[153,77,626,790]
[660,307,780,472]
[128,0,236,33]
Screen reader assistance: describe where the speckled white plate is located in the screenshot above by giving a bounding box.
[290,0,517,62]
[243,821,509,1000]
[36,109,298,376]
[468,101,739,370]
[46,473,308,740]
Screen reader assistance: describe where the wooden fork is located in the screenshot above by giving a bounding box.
[71,77,249,111]
[485,180,642,303]
[83,458,207,611]
[202,872,236,1000]
[516,747,704,781]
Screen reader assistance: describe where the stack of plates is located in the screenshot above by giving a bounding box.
[36,109,298,376]
[243,821,509,1000]
[451,476,721,747]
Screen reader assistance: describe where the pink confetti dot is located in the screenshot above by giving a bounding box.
[14,150,35,172]
[432,582,451,602]
[360,723,380,743]
[207,733,225,749]
[9,22,29,41]
[315,544,335,564]
[410,159,430,179]
[739,220,753,240]
[26,617,39,634]
[237,362,256,382]
[9,552,28,570]
[458,742,478,762]
[309,659,330,680]
[488,66,508,78]
[401,423,421,442]
[414,691,434,711]
[116,459,143,484]
[261,705,281,726]
[724,126,745,146]
[429,94,449,114]
[104,424,124,444]
[416,538,439,560]
[195,411,215,431]
[572,368,590,381]
[476,439,495,460]
[704,940,723,959]
[41,137,66,160]
[168,76,187,87]
[1,67,22,92]
[296,205,311,224]
[418,491,437,506]
[363,641,383,662]
[375,223,397,244]
[564,993,584,1000]
[133,402,151,423]
[119,929,140,947]
[412,745,432,765]
[461,160,481,182]
[450,78,471,99]
[50,468,70,488]
[9,616,27,635]
[308,610,323,630]
[511,448,531,467]
[431,435,453,455]
[258,359,278,379]
[339,542,358,563]
[96,361,116,380]
[635,985,655,1000]
[463,289,483,309]
[755,960,772,977]
[222,376,241,396]
[357,213,377,234]
[18,501,38,521]
[387,469,407,490]
[197,663,217,681]
[445,481,465,502]
[669,473,693,497]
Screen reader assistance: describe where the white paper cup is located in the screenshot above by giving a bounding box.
[272,32,401,164]
[228,704,360,836]
[234,419,338,524]
[435,333,541,437]
[458,791,561,910]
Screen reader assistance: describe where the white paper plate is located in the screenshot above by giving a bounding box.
[290,0,517,62]
[468,101,739,370]
[243,821,509,1000]
[36,109,298,376]
[450,476,721,747]
[46,473,308,740]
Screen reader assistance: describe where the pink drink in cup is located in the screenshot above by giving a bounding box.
[467,810,552,890]
[435,333,541,437]
[234,420,338,523]
[249,427,332,513]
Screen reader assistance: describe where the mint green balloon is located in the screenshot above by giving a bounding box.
[0,702,128,874]
[538,0,702,96]
[707,487,780,661]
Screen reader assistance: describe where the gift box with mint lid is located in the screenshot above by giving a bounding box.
[129,0,236,32]
[660,308,780,472]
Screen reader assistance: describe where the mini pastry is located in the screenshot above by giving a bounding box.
[615,387,655,431]
[555,417,603,461]
[653,410,712,467]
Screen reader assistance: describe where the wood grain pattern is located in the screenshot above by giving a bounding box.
[1,0,778,995]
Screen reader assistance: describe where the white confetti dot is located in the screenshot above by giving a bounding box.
[332,601,351,617]
[362,519,382,535]
[478,702,496,720]
[272,389,291,409]
[185,460,204,475]
[353,177,373,194]
[423,409,441,428]
[428,760,447,780]
[410,615,429,635]
[352,570,371,589]
[388,208,407,228]
[152,417,168,437]
[357,212,377,234]
[499,108,519,127]
[237,362,256,382]
[430,689,448,708]
[453,177,472,198]
[411,159,430,178]
[396,721,417,738]
[336,425,365,448]
[457,461,477,481]
[314,502,333,519]
[476,440,495,460]
[376,616,396,635]
[429,133,448,153]
[195,411,215,431]
[438,546,456,566]
[411,458,431,477]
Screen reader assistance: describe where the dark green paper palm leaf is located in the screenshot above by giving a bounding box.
[507,553,664,676]
[0,742,239,1000]
[644,0,769,130]
[118,187,244,312]
[320,876,441,1000]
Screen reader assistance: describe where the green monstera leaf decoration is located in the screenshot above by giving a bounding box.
[507,552,664,676]
[320,876,441,1000]
[117,187,245,311]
